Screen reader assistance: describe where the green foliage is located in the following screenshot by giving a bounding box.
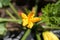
[0,2,2,8]
[0,23,7,36]
[41,0,60,28]
[0,0,11,8]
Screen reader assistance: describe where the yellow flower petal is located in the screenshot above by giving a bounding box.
[43,32,48,40]
[21,8,41,29]
[32,7,35,13]
[43,31,59,40]
[27,22,34,28]
[32,17,41,22]
[28,11,35,18]
[21,13,27,19]
[48,32,59,40]
[22,19,28,26]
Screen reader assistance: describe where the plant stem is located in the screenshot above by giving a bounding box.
[9,3,20,19]
[34,5,38,16]
[36,32,41,40]
[21,29,31,40]
[44,27,60,29]
[0,18,18,22]
[6,10,16,19]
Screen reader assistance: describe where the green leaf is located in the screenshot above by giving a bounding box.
[9,3,22,19]
[0,0,11,8]
[41,0,60,29]
[36,32,41,40]
[0,18,22,24]
[6,10,16,19]
[2,0,11,6]
[21,29,31,40]
[0,23,7,36]
[0,2,2,8]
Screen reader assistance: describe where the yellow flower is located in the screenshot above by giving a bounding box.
[43,31,59,40]
[21,8,41,28]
